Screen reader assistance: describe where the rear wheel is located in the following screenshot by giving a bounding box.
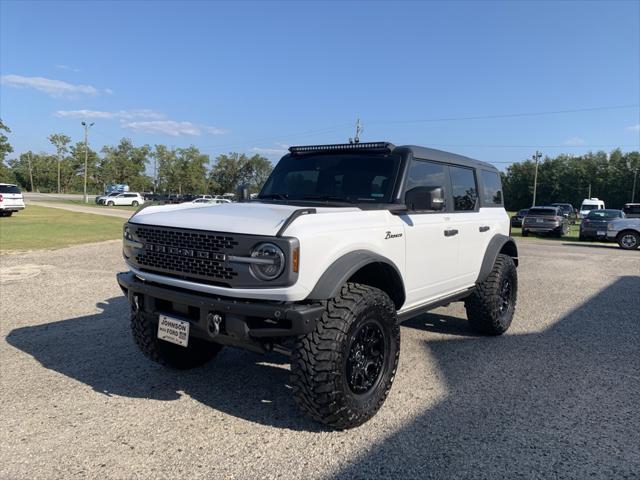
[132,200,139,207]
[617,231,640,250]
[0,211,12,217]
[291,283,400,429]
[465,254,517,335]
[131,308,222,369]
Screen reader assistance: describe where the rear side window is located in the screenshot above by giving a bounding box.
[0,185,20,194]
[449,166,478,211]
[405,160,447,192]
[480,170,503,206]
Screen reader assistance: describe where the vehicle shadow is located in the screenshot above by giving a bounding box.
[561,242,623,250]
[330,276,640,479]
[402,311,482,338]
[5,296,325,432]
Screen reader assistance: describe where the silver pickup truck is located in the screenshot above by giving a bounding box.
[607,217,640,250]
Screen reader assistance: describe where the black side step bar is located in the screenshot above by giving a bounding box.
[276,208,317,237]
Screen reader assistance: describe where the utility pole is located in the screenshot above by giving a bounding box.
[57,150,61,194]
[81,121,94,203]
[27,151,35,192]
[588,183,591,199]
[632,168,638,203]
[531,150,542,207]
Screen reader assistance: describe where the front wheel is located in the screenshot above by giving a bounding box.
[465,254,517,335]
[618,231,640,250]
[107,201,114,206]
[291,283,400,429]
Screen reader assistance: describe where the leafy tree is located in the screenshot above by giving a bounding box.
[209,152,273,195]
[0,120,15,183]
[100,138,151,191]
[48,133,71,193]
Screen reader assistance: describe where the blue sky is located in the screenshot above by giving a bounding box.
[1,0,639,169]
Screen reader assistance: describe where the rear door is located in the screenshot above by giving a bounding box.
[401,159,462,306]
[448,166,484,286]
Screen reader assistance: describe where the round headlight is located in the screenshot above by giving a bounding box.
[250,242,285,281]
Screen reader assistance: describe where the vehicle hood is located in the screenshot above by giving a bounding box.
[129,201,360,236]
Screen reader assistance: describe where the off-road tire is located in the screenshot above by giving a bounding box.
[465,254,517,335]
[291,283,400,429]
[131,309,222,369]
[617,230,640,250]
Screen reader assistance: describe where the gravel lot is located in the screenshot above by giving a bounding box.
[1,240,639,479]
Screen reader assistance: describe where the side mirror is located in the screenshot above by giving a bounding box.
[405,186,445,211]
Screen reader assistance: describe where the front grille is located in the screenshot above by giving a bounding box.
[134,226,240,281]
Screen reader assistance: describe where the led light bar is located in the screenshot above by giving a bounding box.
[288,142,394,154]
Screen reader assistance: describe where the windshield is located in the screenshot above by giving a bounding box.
[259,154,401,204]
[581,204,598,211]
[587,210,621,219]
[528,208,557,216]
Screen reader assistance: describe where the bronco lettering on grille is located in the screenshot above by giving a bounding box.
[146,243,226,261]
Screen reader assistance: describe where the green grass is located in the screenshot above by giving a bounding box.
[0,205,125,251]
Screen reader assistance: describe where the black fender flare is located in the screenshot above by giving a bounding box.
[306,250,405,305]
[476,234,519,284]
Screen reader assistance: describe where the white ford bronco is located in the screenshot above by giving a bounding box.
[117,142,518,429]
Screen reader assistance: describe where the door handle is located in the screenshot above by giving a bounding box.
[479,226,490,232]
[444,228,459,237]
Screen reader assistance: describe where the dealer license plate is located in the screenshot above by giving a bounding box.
[536,218,544,223]
[157,315,189,347]
[597,230,606,236]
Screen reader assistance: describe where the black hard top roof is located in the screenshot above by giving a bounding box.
[287,142,497,171]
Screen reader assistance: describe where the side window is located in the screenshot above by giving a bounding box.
[449,166,478,211]
[405,159,446,192]
[480,170,503,206]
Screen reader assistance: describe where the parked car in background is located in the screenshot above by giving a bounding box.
[522,206,570,237]
[579,209,625,241]
[95,192,120,204]
[510,208,529,228]
[551,203,577,224]
[191,197,231,205]
[0,183,25,217]
[622,203,640,218]
[606,217,640,250]
[579,198,605,218]
[100,192,144,207]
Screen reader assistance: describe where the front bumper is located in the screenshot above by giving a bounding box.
[117,271,325,352]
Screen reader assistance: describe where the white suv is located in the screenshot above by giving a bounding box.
[0,183,26,217]
[117,142,518,429]
[101,192,144,207]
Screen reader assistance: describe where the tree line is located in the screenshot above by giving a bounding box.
[502,149,639,211]
[0,120,273,195]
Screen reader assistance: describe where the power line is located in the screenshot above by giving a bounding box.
[367,104,640,125]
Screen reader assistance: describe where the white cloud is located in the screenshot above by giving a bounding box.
[251,143,290,155]
[122,120,227,137]
[55,109,165,120]
[626,124,640,132]
[1,74,99,97]
[564,136,585,146]
[104,88,115,95]
[55,64,81,72]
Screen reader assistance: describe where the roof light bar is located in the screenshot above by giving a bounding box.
[288,142,394,154]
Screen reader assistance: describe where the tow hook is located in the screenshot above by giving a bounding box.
[207,313,223,337]
[132,294,140,313]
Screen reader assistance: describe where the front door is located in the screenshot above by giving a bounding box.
[401,159,461,308]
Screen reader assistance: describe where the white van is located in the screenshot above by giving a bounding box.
[579,198,605,218]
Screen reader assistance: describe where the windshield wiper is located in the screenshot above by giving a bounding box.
[258,193,289,200]
[301,195,353,203]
